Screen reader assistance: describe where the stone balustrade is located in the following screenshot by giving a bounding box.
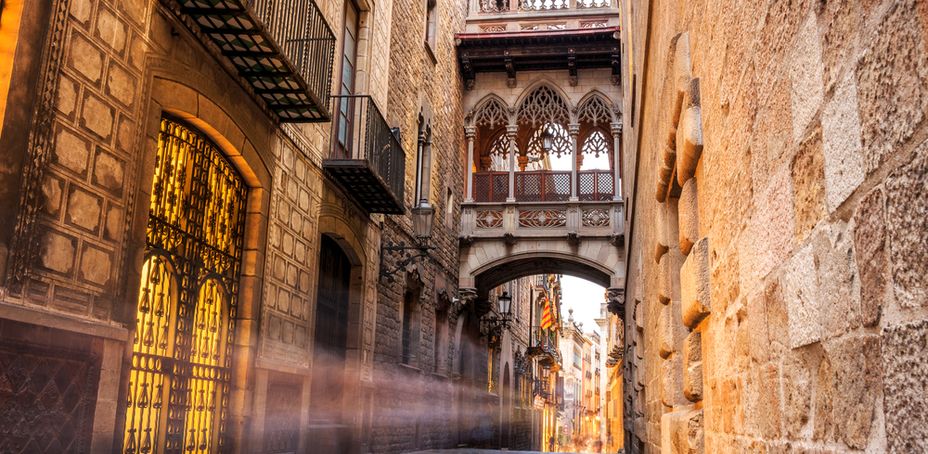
[460,200,623,242]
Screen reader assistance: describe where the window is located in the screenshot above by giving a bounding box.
[444,187,454,225]
[415,115,432,207]
[425,0,437,50]
[402,290,420,365]
[334,1,360,157]
[434,306,448,373]
[123,118,248,454]
[573,345,582,369]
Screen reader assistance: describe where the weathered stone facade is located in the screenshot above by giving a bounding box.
[0,0,469,451]
[621,0,928,452]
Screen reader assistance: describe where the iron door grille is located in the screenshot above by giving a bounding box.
[124,118,248,454]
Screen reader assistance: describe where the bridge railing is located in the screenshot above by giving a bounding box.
[459,199,623,242]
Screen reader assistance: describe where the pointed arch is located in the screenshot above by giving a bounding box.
[470,94,511,128]
[576,90,616,127]
[516,82,571,126]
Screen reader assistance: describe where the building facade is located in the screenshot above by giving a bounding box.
[620,0,928,452]
[0,0,472,452]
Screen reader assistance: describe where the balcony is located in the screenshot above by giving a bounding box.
[457,0,620,89]
[472,169,615,203]
[323,95,406,214]
[173,0,335,122]
[465,0,620,32]
[527,326,561,367]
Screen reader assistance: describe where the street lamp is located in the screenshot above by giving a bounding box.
[481,291,513,344]
[379,204,435,282]
[497,291,512,318]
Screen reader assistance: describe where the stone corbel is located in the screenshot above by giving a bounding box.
[610,46,621,85]
[505,51,516,88]
[457,287,478,316]
[606,287,625,315]
[568,48,578,86]
[462,54,475,90]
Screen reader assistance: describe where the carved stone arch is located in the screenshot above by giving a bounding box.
[469,94,512,129]
[515,81,572,126]
[577,90,617,127]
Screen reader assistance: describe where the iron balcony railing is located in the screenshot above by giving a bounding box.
[176,0,335,122]
[326,95,406,212]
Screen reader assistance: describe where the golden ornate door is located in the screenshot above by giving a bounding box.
[123,118,247,454]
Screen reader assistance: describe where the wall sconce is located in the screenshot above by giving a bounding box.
[480,291,513,344]
[380,204,435,282]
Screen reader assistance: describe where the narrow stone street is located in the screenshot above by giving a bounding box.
[0,0,925,452]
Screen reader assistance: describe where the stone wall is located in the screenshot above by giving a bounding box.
[621,0,928,452]
[0,0,465,451]
[368,0,469,449]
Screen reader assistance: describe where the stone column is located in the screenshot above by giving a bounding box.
[611,121,623,200]
[568,123,580,201]
[465,125,476,202]
[506,124,518,202]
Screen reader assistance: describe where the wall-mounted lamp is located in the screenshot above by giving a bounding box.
[480,291,513,345]
[379,204,435,282]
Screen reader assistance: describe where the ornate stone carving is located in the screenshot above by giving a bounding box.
[518,209,567,228]
[582,208,611,227]
[6,0,72,291]
[517,85,570,126]
[475,210,504,229]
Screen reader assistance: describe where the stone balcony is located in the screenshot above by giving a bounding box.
[460,199,623,244]
[464,0,620,33]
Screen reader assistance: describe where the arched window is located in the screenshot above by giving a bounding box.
[124,118,247,454]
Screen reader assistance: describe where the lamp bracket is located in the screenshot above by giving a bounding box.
[379,240,434,282]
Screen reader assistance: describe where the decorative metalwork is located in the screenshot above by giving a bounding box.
[577,94,614,126]
[517,85,570,127]
[472,97,510,128]
[519,209,567,228]
[476,210,504,229]
[325,95,406,214]
[582,208,611,227]
[123,118,247,454]
[174,0,336,122]
[581,129,610,157]
[0,341,100,453]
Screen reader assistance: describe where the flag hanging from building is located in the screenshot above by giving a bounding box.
[540,297,555,330]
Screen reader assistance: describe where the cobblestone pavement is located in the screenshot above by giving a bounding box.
[408,450,581,454]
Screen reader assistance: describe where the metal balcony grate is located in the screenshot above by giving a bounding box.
[175,0,335,122]
[324,95,406,214]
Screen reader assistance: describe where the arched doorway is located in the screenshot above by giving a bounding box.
[309,235,353,453]
[122,118,249,454]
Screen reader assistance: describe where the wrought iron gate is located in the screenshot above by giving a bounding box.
[123,118,248,454]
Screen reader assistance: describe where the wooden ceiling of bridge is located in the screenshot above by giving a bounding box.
[455,27,621,88]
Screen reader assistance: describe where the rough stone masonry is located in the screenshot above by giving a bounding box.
[621,0,928,452]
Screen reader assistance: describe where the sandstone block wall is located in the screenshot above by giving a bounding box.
[621,0,928,452]
[369,0,469,449]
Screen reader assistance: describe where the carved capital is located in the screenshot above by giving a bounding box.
[464,125,476,138]
[506,123,519,136]
[567,123,580,137]
[610,121,623,136]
